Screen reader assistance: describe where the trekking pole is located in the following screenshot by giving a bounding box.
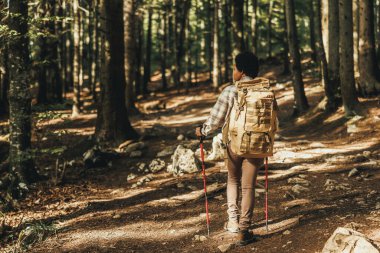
[199,135,211,236]
[265,157,269,233]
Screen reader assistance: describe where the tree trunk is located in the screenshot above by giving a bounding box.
[339,0,361,117]
[267,0,274,58]
[309,0,317,62]
[285,0,309,115]
[223,0,231,82]
[358,0,380,95]
[213,0,220,89]
[327,0,340,97]
[315,0,336,110]
[96,0,138,143]
[7,0,38,198]
[232,0,245,56]
[282,2,291,75]
[124,0,138,113]
[206,0,213,81]
[251,0,258,54]
[0,47,9,115]
[72,0,82,117]
[134,13,144,96]
[353,0,359,78]
[161,7,168,91]
[143,8,153,95]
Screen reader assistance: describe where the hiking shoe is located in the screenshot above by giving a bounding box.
[223,220,239,233]
[237,230,256,246]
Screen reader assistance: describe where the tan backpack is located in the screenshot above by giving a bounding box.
[222,77,278,158]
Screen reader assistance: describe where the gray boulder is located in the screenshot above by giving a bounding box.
[167,145,201,175]
[322,227,379,253]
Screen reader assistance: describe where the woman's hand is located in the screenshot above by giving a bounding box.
[195,126,203,138]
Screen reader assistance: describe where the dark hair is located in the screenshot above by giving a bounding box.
[235,51,259,78]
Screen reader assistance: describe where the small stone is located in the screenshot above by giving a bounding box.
[127,173,137,181]
[348,168,360,178]
[218,243,234,252]
[363,151,371,158]
[376,202,380,210]
[177,182,185,188]
[177,134,185,141]
[188,185,198,191]
[113,214,121,219]
[291,184,309,195]
[283,230,291,235]
[214,195,224,200]
[309,142,326,148]
[199,235,207,242]
[287,177,311,186]
[149,159,166,173]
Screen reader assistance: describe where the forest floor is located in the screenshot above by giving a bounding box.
[1,61,380,253]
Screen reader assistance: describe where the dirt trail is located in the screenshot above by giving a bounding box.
[2,64,380,253]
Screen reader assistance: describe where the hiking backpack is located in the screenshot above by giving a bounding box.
[222,77,278,158]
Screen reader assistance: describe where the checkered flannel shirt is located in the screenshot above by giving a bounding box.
[201,76,254,136]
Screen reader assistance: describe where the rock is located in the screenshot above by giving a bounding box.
[309,142,326,148]
[325,179,350,191]
[127,173,137,181]
[193,234,207,241]
[187,185,198,191]
[291,184,309,195]
[363,151,372,158]
[322,227,379,253]
[167,145,201,175]
[122,142,146,154]
[199,235,207,242]
[157,146,176,157]
[177,134,185,141]
[214,195,224,200]
[206,133,224,161]
[194,147,209,157]
[283,230,291,235]
[348,168,360,178]
[149,159,166,173]
[218,243,234,252]
[112,214,121,219]
[287,177,311,186]
[177,182,185,188]
[130,150,142,158]
[138,162,146,171]
[351,154,369,163]
[376,202,380,210]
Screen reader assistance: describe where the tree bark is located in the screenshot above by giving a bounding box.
[339,0,361,117]
[160,6,168,91]
[358,0,380,95]
[267,0,274,58]
[8,0,38,195]
[315,0,336,110]
[327,0,340,96]
[223,0,231,82]
[134,12,144,96]
[124,0,139,113]
[96,0,138,143]
[143,8,153,94]
[353,0,359,78]
[251,0,258,54]
[309,0,317,62]
[285,0,309,115]
[72,0,82,117]
[0,47,9,115]
[232,0,245,56]
[282,2,291,75]
[213,0,220,89]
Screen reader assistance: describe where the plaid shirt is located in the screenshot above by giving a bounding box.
[201,76,253,136]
